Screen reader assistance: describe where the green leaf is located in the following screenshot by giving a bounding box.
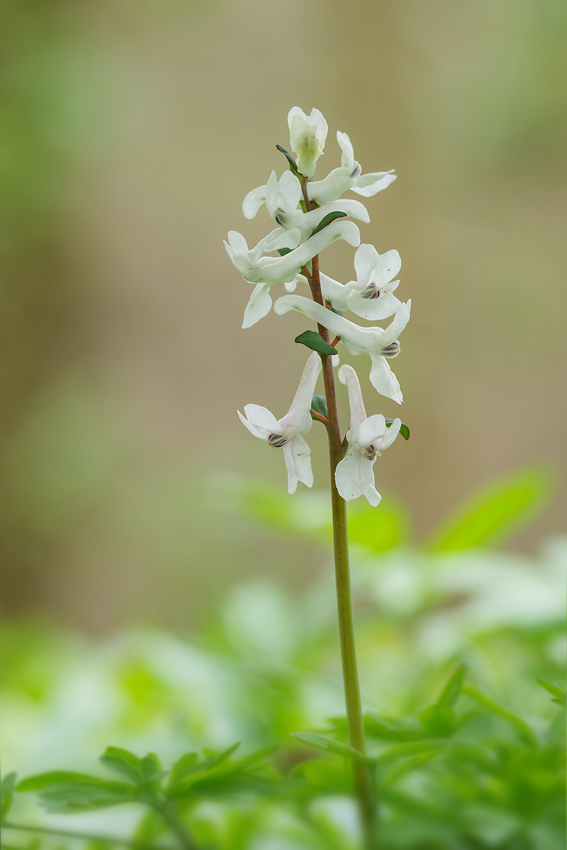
[39,784,134,813]
[385,418,410,440]
[1,771,17,797]
[166,744,241,796]
[295,330,337,356]
[290,732,375,766]
[1,771,17,819]
[275,145,300,176]
[536,680,566,708]
[425,468,552,552]
[309,211,347,237]
[362,716,425,743]
[310,394,328,420]
[168,752,199,786]
[17,771,125,792]
[381,752,438,789]
[460,686,538,746]
[100,747,142,783]
[374,739,448,766]
[438,664,467,707]
[140,753,162,780]
[341,499,410,552]
[277,247,292,256]
[298,759,352,793]
[417,705,456,738]
[230,745,278,773]
[16,771,134,814]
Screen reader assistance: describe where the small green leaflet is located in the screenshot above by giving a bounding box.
[425,467,551,552]
[438,664,467,707]
[291,732,375,766]
[373,739,448,766]
[100,747,142,783]
[385,418,410,440]
[295,330,336,356]
[536,679,566,707]
[417,704,456,738]
[276,145,300,177]
[277,247,292,256]
[309,211,346,237]
[140,753,162,780]
[1,771,17,819]
[310,394,328,420]
[460,686,537,746]
[16,771,134,814]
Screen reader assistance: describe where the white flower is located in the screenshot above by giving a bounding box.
[320,243,402,321]
[288,107,328,178]
[243,170,370,232]
[335,365,401,506]
[307,131,396,205]
[238,352,321,493]
[225,220,361,328]
[274,295,411,403]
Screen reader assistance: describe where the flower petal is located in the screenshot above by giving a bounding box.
[265,170,279,217]
[335,447,381,506]
[347,292,402,321]
[353,243,379,288]
[243,184,268,219]
[242,282,273,328]
[378,417,401,450]
[338,364,367,443]
[283,434,313,493]
[278,170,302,213]
[278,352,321,434]
[337,131,355,170]
[275,295,370,355]
[352,171,397,197]
[368,354,403,404]
[254,220,360,283]
[307,168,353,205]
[288,107,328,178]
[358,414,387,448]
[300,200,370,237]
[238,404,280,440]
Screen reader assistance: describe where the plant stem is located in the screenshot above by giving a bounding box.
[158,803,198,850]
[300,184,376,845]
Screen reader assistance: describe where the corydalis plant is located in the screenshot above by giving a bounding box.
[225,106,410,848]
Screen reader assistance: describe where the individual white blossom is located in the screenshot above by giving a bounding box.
[307,131,396,205]
[288,107,328,178]
[238,352,321,493]
[274,295,411,404]
[335,365,401,506]
[320,243,402,321]
[225,219,360,284]
[243,170,370,233]
[225,220,361,328]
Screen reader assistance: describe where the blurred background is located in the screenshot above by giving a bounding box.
[0,0,566,634]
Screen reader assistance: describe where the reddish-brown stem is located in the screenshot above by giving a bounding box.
[310,410,329,427]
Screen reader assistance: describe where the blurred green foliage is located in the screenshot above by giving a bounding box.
[1,471,564,848]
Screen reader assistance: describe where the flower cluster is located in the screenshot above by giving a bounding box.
[226,107,410,505]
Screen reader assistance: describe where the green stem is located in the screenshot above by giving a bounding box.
[3,821,160,850]
[157,803,198,850]
[301,174,377,847]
